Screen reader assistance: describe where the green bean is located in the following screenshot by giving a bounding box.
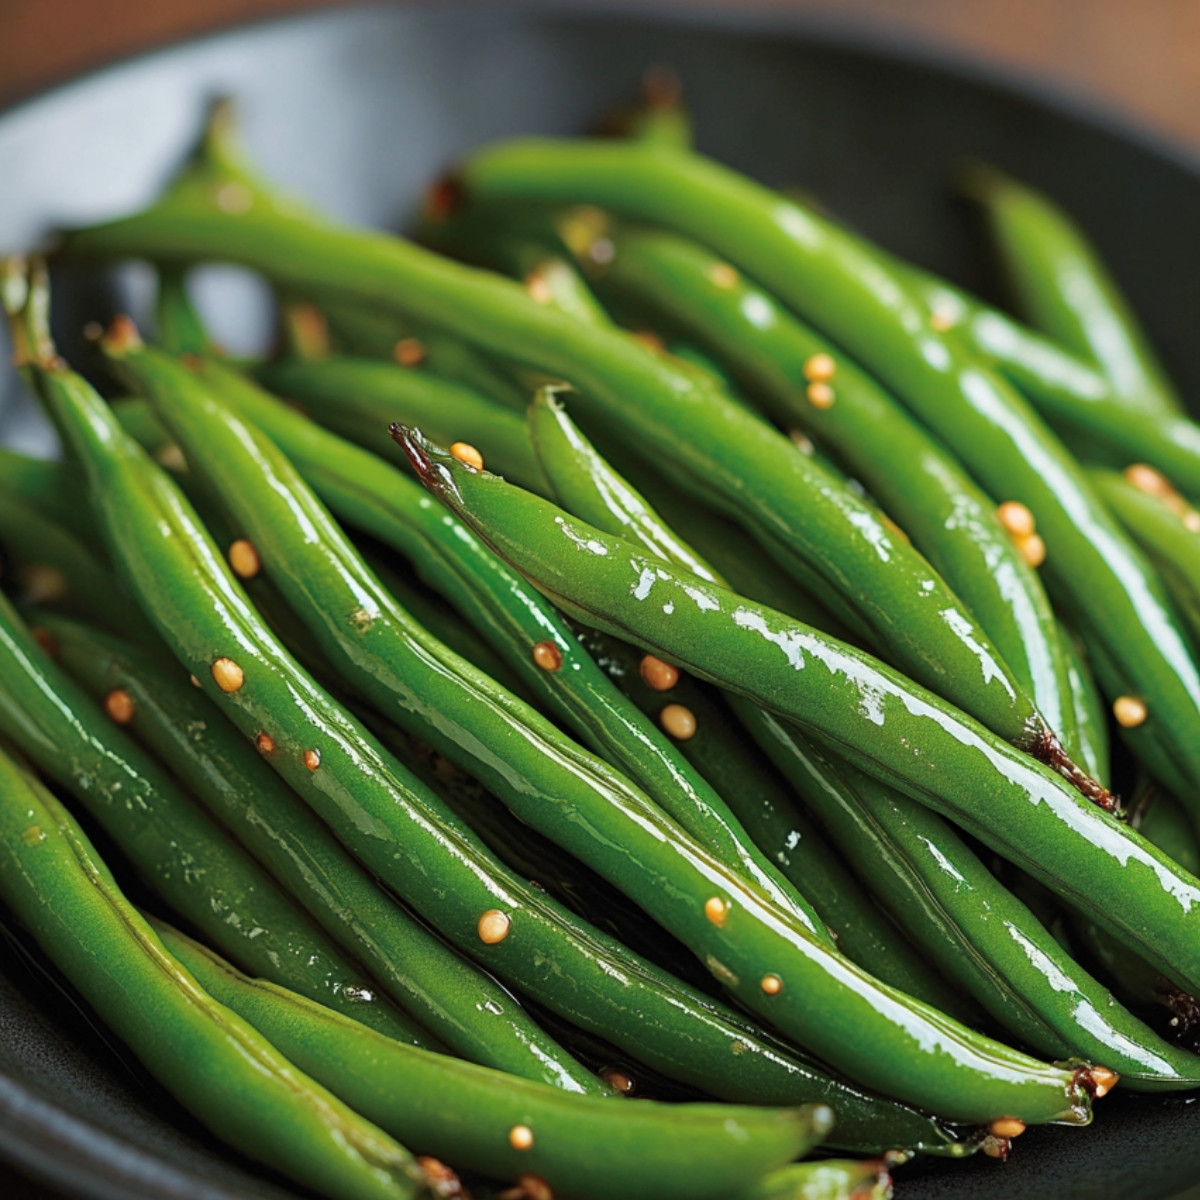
[453,137,1200,804]
[35,609,638,1073]
[1138,787,1200,880]
[546,220,1078,765]
[252,354,544,490]
[396,429,1200,1017]
[156,920,833,1200]
[178,354,830,938]
[0,749,428,1200]
[23,312,985,1145]
[58,105,1080,780]
[1059,624,1110,787]
[574,625,982,1025]
[0,490,138,638]
[0,581,424,1041]
[114,339,1098,1124]
[962,164,1184,417]
[0,445,94,538]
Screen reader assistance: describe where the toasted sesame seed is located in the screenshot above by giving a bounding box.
[989,1118,1026,1139]
[255,732,276,755]
[532,641,563,671]
[600,1067,636,1095]
[803,353,836,382]
[760,973,783,995]
[450,442,484,471]
[1113,696,1148,728]
[394,338,426,368]
[303,748,322,771]
[806,381,835,410]
[509,1124,534,1151]
[708,262,739,289]
[660,703,697,740]
[228,539,261,579]
[211,657,245,693]
[996,501,1036,540]
[704,897,728,927]
[477,909,512,945]
[104,688,136,725]
[1017,532,1046,568]
[639,654,679,691]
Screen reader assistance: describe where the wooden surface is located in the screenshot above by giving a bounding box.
[4,0,1200,150]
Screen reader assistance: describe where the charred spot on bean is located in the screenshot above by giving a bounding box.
[394,337,427,368]
[29,627,58,658]
[424,174,464,222]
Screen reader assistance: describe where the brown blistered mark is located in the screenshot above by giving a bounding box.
[303,748,321,771]
[450,442,484,472]
[228,539,261,579]
[424,175,464,222]
[704,896,728,927]
[477,909,512,945]
[803,352,836,383]
[211,657,245,694]
[394,337,427,368]
[417,1158,470,1200]
[104,688,136,725]
[660,703,696,740]
[600,1066,636,1095]
[1113,695,1148,729]
[255,732,276,755]
[531,640,563,672]
[639,654,679,692]
[29,627,57,658]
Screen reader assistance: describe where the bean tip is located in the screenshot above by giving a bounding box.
[101,314,143,356]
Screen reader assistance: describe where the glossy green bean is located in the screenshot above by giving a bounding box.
[36,609,641,1072]
[182,355,831,938]
[0,750,427,1200]
[963,164,1183,417]
[1139,787,1200,880]
[0,582,419,1040]
[399,431,1200,1013]
[1059,624,1110,787]
[574,625,981,1025]
[454,137,1200,803]
[119,343,1095,1124]
[156,921,832,1200]
[58,106,1070,772]
[28,325,984,1145]
[253,355,544,490]
[553,221,1078,762]
[738,1158,891,1200]
[0,445,94,538]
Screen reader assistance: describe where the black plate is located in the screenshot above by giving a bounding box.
[4,4,1200,1197]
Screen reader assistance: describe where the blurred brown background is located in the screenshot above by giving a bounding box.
[4,0,1200,150]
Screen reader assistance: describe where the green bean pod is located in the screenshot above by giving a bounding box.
[253,354,544,490]
[0,582,420,1041]
[156,921,832,1200]
[113,339,1097,1124]
[963,164,1183,417]
[58,105,1068,770]
[1059,624,1110,787]
[0,445,95,539]
[1138,787,1200,880]
[0,751,427,1200]
[453,137,1200,803]
[36,609,643,1073]
[183,355,832,938]
[24,317,985,1145]
[770,737,1200,1087]
[574,626,981,1025]
[538,221,1078,762]
[398,429,1200,1012]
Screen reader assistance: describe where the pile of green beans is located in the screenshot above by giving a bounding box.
[5,77,1200,1199]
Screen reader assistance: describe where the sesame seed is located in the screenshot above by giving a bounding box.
[211,657,245,693]
[1017,532,1046,568]
[104,688,136,725]
[704,897,728,927]
[760,973,783,995]
[531,641,563,672]
[989,1118,1026,1139]
[526,270,554,305]
[394,338,426,368]
[996,501,1036,540]
[477,909,512,945]
[303,748,322,771]
[639,654,679,691]
[509,1124,534,1151]
[255,732,276,755]
[450,442,484,471]
[600,1067,636,1095]
[660,703,697,740]
[1113,696,1148,728]
[803,353,836,382]
[1124,463,1170,496]
[708,262,739,289]
[806,381,835,410]
[228,539,261,579]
